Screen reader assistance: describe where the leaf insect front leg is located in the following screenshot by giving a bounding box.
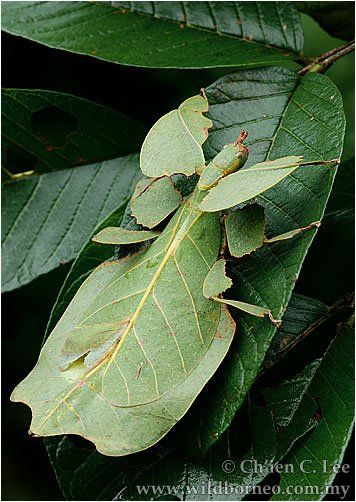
[197,135,281,326]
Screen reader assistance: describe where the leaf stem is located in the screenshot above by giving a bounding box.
[299,40,355,76]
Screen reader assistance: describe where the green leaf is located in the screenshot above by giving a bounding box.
[2,155,141,292]
[11,188,235,456]
[2,1,304,69]
[272,320,354,500]
[200,156,304,212]
[131,177,182,227]
[264,294,328,368]
[203,258,232,299]
[92,227,160,245]
[192,67,345,449]
[225,204,265,258]
[2,89,146,174]
[324,158,354,225]
[140,95,212,177]
[45,203,130,340]
[296,1,355,41]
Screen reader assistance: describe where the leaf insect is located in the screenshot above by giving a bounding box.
[11,91,339,457]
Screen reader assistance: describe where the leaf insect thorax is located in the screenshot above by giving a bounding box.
[198,130,249,190]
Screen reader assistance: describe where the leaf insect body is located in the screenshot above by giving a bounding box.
[10,92,338,457]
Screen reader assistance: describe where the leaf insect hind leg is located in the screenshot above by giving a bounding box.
[203,258,282,327]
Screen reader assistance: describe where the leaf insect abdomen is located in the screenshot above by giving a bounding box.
[198,130,249,190]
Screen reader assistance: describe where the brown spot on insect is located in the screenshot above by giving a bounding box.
[136,361,144,379]
[121,9,127,14]
[246,35,254,42]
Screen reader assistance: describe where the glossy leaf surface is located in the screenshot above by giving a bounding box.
[2,88,145,175]
[192,67,345,449]
[2,1,303,69]
[324,158,354,225]
[2,155,141,292]
[273,321,354,500]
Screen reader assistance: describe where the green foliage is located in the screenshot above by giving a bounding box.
[3,2,354,500]
[2,156,141,291]
[200,156,304,212]
[1,89,146,176]
[273,320,355,500]
[2,1,303,69]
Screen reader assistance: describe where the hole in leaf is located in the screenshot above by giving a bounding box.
[4,145,38,174]
[31,106,79,148]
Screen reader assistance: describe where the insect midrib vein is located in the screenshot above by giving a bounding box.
[35,201,203,431]
[104,206,203,372]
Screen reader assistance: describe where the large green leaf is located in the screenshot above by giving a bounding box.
[191,67,345,450]
[273,320,354,500]
[2,89,146,175]
[2,155,141,292]
[11,188,235,455]
[296,2,354,41]
[2,1,303,69]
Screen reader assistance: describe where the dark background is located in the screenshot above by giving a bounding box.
[2,13,354,501]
